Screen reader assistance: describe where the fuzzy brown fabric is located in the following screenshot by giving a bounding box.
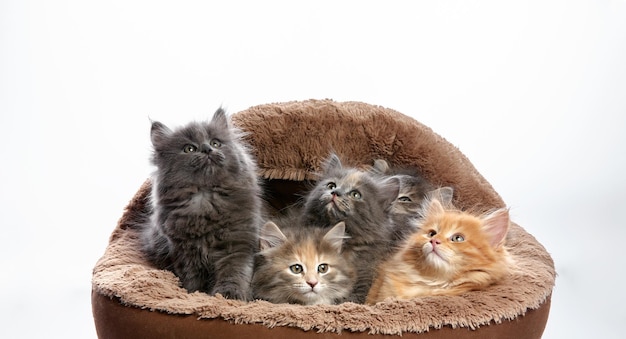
[92,99,555,336]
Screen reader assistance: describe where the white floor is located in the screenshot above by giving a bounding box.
[1,1,624,338]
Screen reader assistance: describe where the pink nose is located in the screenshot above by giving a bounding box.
[430,238,441,246]
[307,280,318,288]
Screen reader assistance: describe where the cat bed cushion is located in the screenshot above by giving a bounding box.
[91,99,555,338]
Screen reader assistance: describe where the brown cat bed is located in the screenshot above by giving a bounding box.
[92,99,555,338]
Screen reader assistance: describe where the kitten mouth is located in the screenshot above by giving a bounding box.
[194,156,216,168]
[326,202,346,218]
[206,155,223,165]
[433,252,446,261]
[297,286,316,296]
[426,248,448,262]
[304,290,320,299]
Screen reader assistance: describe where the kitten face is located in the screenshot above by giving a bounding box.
[416,213,484,275]
[390,175,432,216]
[306,154,399,224]
[317,171,369,219]
[370,159,433,216]
[150,109,238,185]
[253,222,355,305]
[283,245,342,304]
[408,199,509,279]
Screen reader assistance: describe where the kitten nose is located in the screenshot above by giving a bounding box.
[430,238,441,246]
[307,280,318,288]
[331,190,341,197]
[200,143,212,153]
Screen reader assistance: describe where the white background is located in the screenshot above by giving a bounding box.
[1,1,625,338]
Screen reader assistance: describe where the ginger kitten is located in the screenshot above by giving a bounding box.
[366,195,512,304]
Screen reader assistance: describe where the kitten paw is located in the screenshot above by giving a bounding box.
[213,287,248,301]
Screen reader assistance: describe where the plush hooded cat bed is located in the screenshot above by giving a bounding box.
[91,99,555,338]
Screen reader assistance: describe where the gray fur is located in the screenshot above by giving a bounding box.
[141,108,262,301]
[370,159,436,246]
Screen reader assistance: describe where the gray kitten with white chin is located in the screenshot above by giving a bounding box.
[141,108,262,301]
[371,159,435,245]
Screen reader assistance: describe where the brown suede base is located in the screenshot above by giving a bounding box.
[92,292,551,339]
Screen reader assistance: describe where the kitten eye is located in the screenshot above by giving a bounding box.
[427,230,437,237]
[289,264,303,274]
[317,264,329,273]
[349,190,362,199]
[210,139,222,148]
[326,182,337,190]
[398,196,412,202]
[451,234,465,242]
[183,144,197,153]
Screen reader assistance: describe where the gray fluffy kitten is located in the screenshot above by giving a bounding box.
[141,108,262,300]
[302,154,400,303]
[371,159,455,246]
[371,159,434,245]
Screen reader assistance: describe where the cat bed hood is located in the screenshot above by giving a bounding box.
[92,99,555,338]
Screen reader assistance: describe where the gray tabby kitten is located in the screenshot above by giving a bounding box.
[371,159,436,245]
[252,220,356,305]
[141,108,262,300]
[302,154,400,303]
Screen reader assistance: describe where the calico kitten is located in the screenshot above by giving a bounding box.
[141,108,262,300]
[366,195,511,304]
[302,153,400,303]
[252,220,356,305]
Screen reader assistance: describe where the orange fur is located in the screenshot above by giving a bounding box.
[366,198,511,304]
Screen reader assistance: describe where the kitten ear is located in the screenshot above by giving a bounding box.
[426,187,454,207]
[481,208,510,248]
[380,176,401,206]
[323,222,349,253]
[150,121,173,147]
[211,107,230,130]
[259,221,288,251]
[421,195,446,218]
[322,153,343,172]
[371,159,390,174]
